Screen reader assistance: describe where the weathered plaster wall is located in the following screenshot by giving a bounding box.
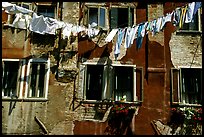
[2,2,80,135]
[169,33,202,67]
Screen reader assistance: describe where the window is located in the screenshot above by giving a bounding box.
[180,9,202,32]
[88,7,106,28]
[110,7,134,29]
[111,65,136,102]
[84,65,105,100]
[26,58,50,99]
[37,5,56,18]
[81,63,141,103]
[171,67,202,106]
[2,58,50,100]
[2,59,22,98]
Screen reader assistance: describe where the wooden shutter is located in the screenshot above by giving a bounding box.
[170,68,180,104]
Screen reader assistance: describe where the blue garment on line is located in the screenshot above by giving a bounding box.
[193,2,201,15]
[114,28,125,55]
[136,24,145,49]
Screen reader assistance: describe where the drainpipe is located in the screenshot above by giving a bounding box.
[56,2,63,80]
[145,4,149,83]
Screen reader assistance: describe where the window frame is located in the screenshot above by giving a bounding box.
[81,61,142,104]
[87,6,107,29]
[82,62,108,101]
[170,66,202,107]
[25,58,50,100]
[2,59,24,99]
[109,6,135,29]
[110,64,137,102]
[35,3,57,18]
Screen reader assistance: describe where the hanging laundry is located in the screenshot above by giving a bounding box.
[44,17,60,34]
[12,13,32,29]
[2,2,33,14]
[160,16,166,31]
[87,28,100,38]
[87,24,100,38]
[105,29,118,42]
[124,27,132,48]
[141,22,148,37]
[165,11,174,23]
[71,25,86,37]
[155,17,163,33]
[185,2,195,23]
[160,11,173,31]
[146,21,151,32]
[193,2,202,16]
[151,19,157,36]
[179,6,188,29]
[172,8,181,27]
[136,23,147,49]
[130,25,138,44]
[62,23,73,39]
[114,28,125,57]
[30,13,59,35]
[29,13,48,34]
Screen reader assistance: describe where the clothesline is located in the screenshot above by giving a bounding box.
[2,2,202,56]
[108,2,201,59]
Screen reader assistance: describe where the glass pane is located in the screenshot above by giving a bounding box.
[181,68,202,104]
[86,65,103,100]
[110,8,118,29]
[89,8,98,25]
[99,8,105,27]
[114,67,133,102]
[2,61,19,97]
[38,64,45,97]
[37,5,55,18]
[30,64,38,97]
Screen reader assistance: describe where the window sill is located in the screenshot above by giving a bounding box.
[81,100,142,105]
[2,98,48,102]
[171,102,202,107]
[176,30,202,35]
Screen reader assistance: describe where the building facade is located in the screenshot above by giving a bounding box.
[2,2,202,135]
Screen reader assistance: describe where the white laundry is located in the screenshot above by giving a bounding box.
[44,17,59,34]
[161,11,174,30]
[105,29,118,42]
[12,13,32,29]
[71,25,86,36]
[141,22,148,37]
[62,23,73,39]
[87,28,100,38]
[2,2,33,14]
[185,2,195,23]
[131,25,138,44]
[30,13,61,35]
[124,27,132,48]
[165,11,173,23]
[155,17,162,32]
[160,16,166,30]
[29,13,47,34]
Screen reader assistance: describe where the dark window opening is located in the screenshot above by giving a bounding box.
[181,68,202,104]
[29,63,46,98]
[88,7,106,28]
[37,5,55,18]
[113,66,133,102]
[2,61,19,97]
[86,65,103,100]
[110,8,134,29]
